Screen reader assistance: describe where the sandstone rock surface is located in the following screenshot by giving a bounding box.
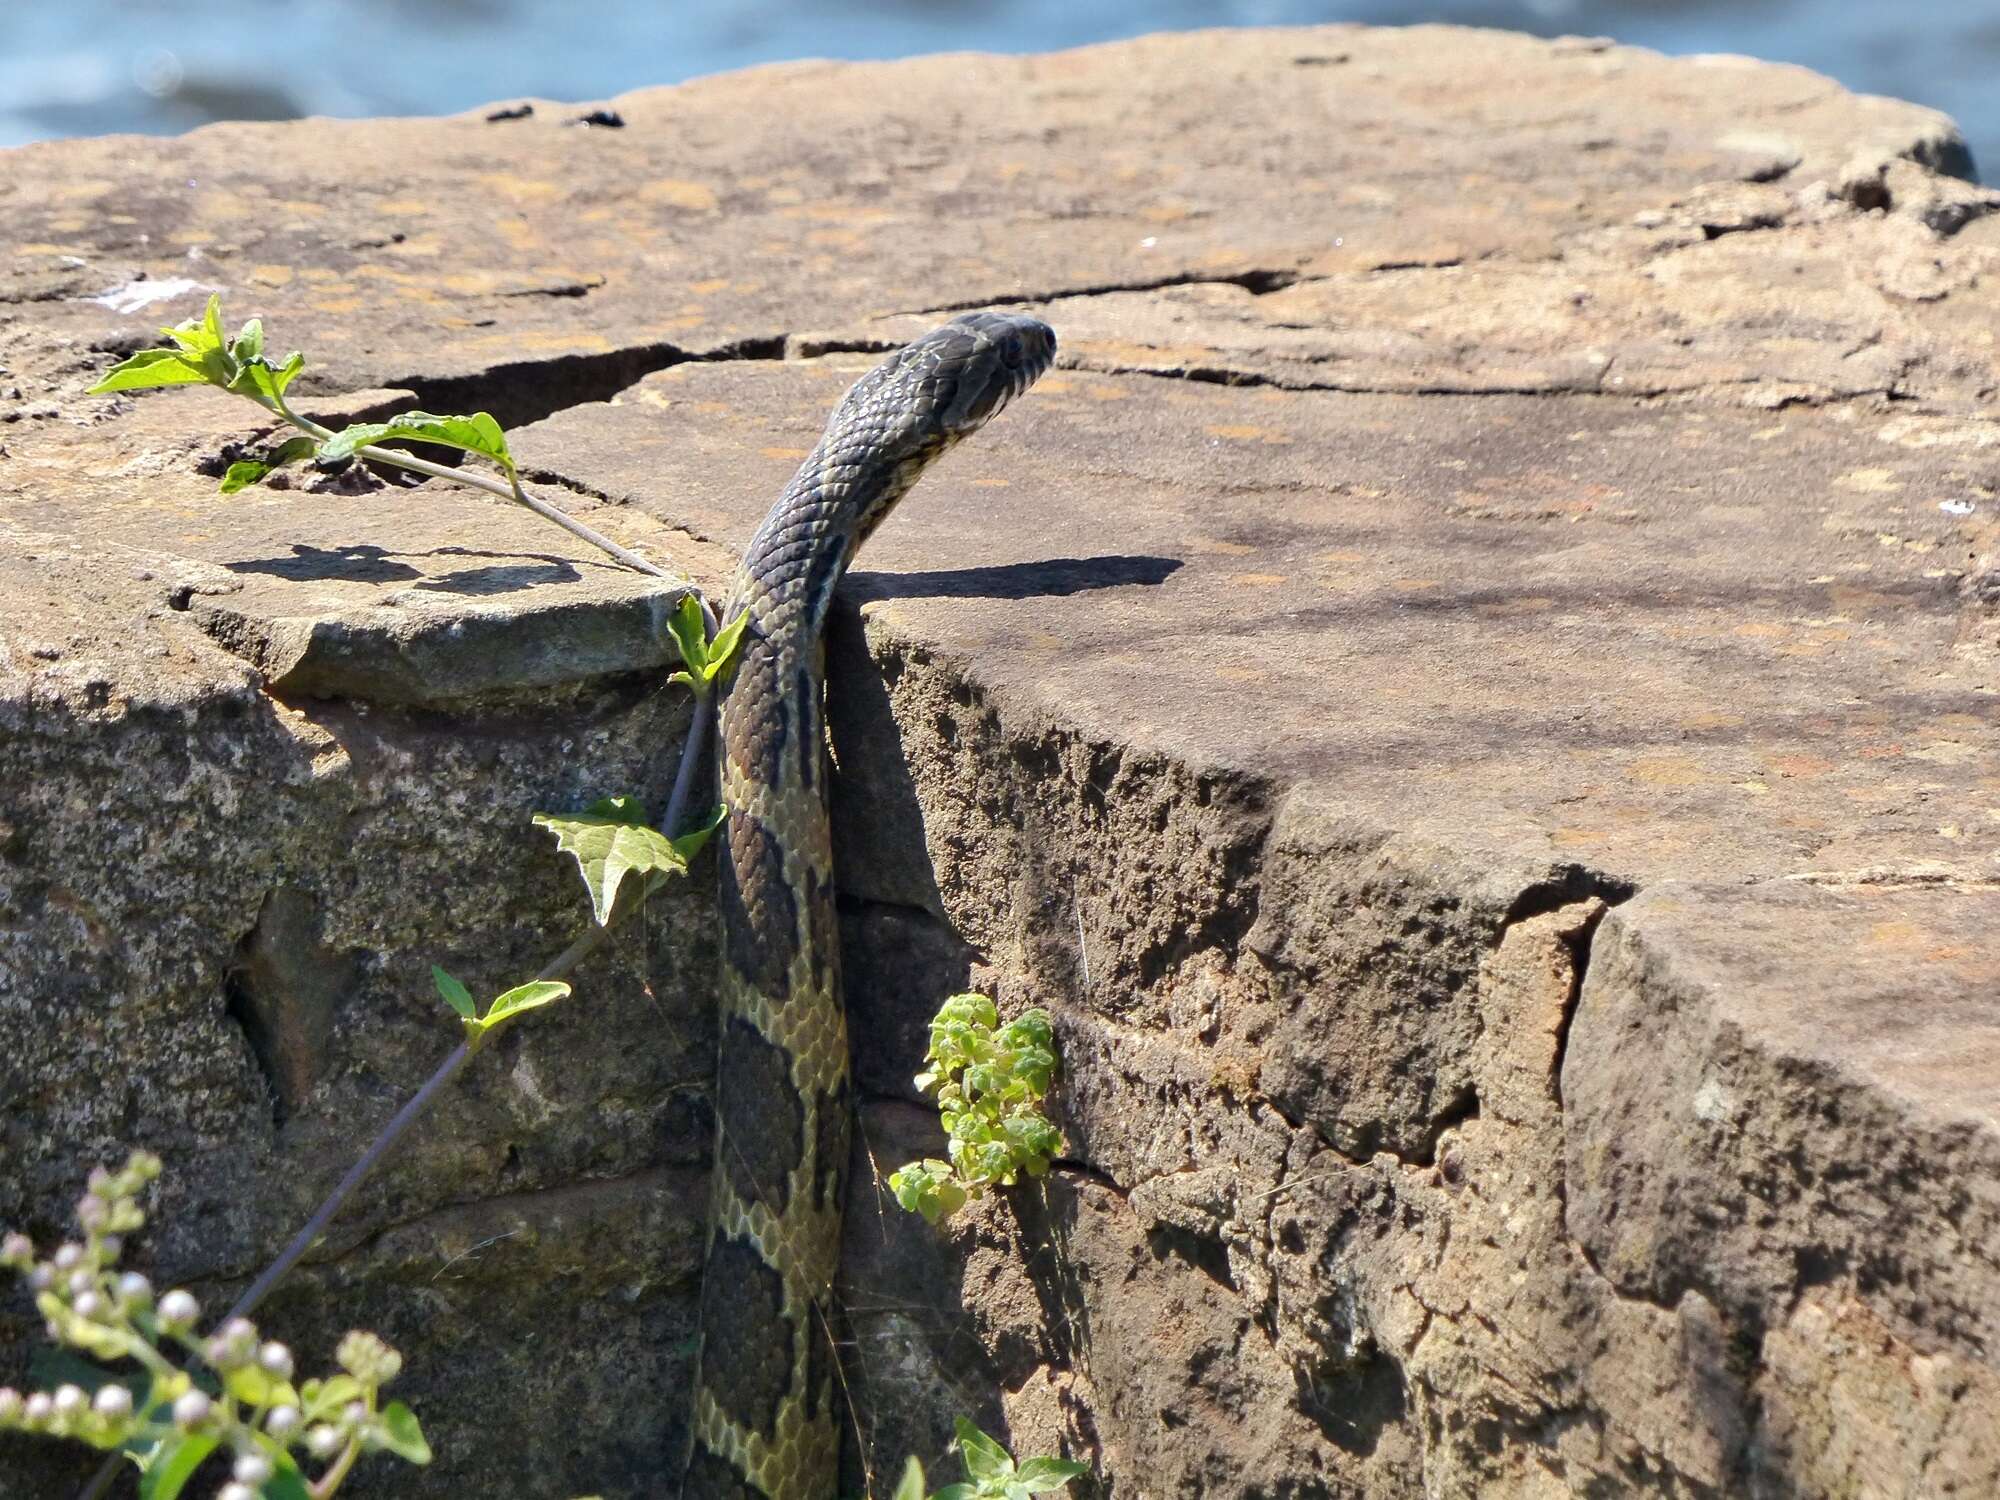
[2,23,1996,1499]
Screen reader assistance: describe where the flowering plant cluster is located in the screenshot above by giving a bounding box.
[0,1151,428,1499]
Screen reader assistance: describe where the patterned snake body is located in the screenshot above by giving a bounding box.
[686,313,1057,1499]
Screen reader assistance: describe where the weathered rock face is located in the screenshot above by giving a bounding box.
[2,23,1997,1500]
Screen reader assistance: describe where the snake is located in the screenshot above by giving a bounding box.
[683,311,1057,1499]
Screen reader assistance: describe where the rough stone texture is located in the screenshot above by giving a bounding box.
[2,23,1998,1500]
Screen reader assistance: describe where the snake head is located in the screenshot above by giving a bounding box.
[848,311,1057,451]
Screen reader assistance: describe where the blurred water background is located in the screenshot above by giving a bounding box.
[0,1,1993,179]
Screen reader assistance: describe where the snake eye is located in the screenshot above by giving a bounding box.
[1000,331,1026,366]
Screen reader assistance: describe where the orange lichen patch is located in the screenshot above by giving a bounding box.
[690,278,731,296]
[475,173,563,203]
[249,264,294,287]
[311,297,364,315]
[642,180,722,213]
[375,199,431,215]
[1684,710,1745,730]
[1627,756,1715,787]
[1765,754,1836,779]
[1733,622,1787,639]
[1833,467,1904,493]
[466,329,614,355]
[1477,596,1556,616]
[1205,425,1293,444]
[1084,384,1131,401]
[1228,573,1289,588]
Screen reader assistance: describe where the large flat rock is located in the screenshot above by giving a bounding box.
[2,22,1998,1500]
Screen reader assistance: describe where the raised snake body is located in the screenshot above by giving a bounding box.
[685,313,1057,1499]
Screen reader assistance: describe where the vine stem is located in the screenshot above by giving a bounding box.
[76,412,722,1500]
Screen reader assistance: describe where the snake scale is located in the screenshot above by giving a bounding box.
[684,312,1057,1499]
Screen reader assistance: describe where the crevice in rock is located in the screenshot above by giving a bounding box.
[393,342,699,431]
[222,887,357,1127]
[906,267,1309,316]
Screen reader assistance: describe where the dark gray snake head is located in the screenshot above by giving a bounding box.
[840,310,1057,459]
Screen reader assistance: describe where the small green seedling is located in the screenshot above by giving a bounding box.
[664,592,751,698]
[87,294,517,501]
[899,1419,1087,1500]
[429,966,572,1050]
[0,1152,429,1500]
[890,996,1063,1223]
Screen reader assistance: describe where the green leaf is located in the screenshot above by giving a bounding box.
[1013,1456,1089,1491]
[533,796,695,925]
[137,1433,218,1500]
[663,593,709,689]
[955,1418,1013,1482]
[670,803,729,865]
[298,1374,364,1420]
[890,1456,928,1500]
[375,1401,433,1464]
[256,1455,313,1500]
[201,293,225,353]
[706,608,751,680]
[930,1488,976,1500]
[317,410,513,473]
[87,347,211,394]
[664,596,751,697]
[431,965,476,1020]
[224,1362,299,1408]
[231,317,264,363]
[219,460,274,494]
[476,979,571,1030]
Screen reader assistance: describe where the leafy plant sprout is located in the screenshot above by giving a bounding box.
[891,1419,1088,1500]
[0,1152,428,1499]
[889,996,1064,1224]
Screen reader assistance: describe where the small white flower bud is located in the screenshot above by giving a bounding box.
[67,1268,96,1296]
[26,1265,53,1292]
[264,1403,300,1437]
[306,1423,343,1458]
[220,1316,257,1350]
[257,1342,293,1379]
[343,1400,367,1428]
[51,1243,83,1272]
[75,1195,107,1230]
[116,1272,152,1307]
[52,1385,85,1418]
[97,1235,123,1262]
[232,1451,273,1485]
[217,1484,255,1500]
[72,1290,105,1320]
[156,1289,199,1330]
[0,1232,32,1268]
[92,1385,132,1418]
[24,1392,52,1423]
[172,1390,212,1429]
